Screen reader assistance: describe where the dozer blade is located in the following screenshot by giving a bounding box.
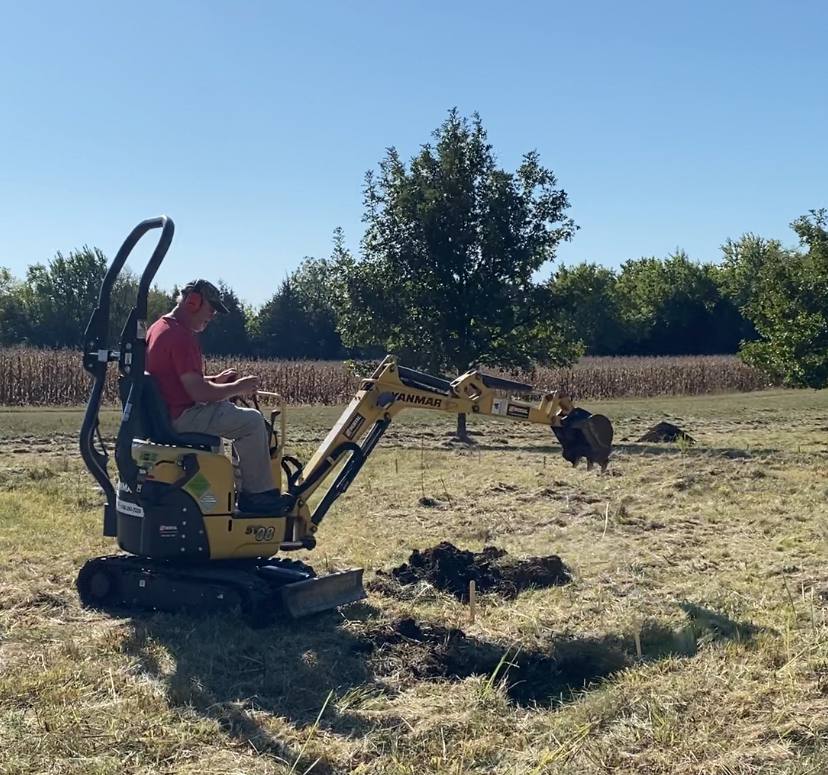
[279,568,367,618]
[553,409,614,471]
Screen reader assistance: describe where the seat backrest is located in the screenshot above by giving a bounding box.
[139,374,220,450]
[141,375,175,441]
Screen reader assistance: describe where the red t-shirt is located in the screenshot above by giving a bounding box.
[146,315,203,419]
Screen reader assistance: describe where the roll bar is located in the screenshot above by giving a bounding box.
[79,216,175,535]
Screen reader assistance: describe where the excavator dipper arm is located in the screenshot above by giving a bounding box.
[288,356,613,533]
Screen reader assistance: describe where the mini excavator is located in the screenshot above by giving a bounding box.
[78,217,614,621]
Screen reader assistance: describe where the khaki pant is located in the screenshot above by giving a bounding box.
[173,401,275,494]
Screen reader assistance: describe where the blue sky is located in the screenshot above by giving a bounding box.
[1,1,825,307]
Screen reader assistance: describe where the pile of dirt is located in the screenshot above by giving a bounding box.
[371,541,570,601]
[359,617,629,706]
[637,421,695,444]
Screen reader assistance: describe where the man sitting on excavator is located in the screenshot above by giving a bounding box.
[145,278,291,514]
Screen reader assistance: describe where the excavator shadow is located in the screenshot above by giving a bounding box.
[119,601,398,775]
[119,600,768,765]
[455,442,778,461]
[612,443,780,459]
[354,601,768,707]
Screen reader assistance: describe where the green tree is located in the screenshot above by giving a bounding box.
[0,254,174,348]
[701,262,751,353]
[0,268,32,345]
[199,281,252,356]
[109,268,175,342]
[22,247,108,347]
[740,209,828,388]
[255,279,328,359]
[717,233,784,311]
[549,263,626,354]
[614,252,729,355]
[336,110,580,434]
[287,244,347,359]
[712,233,788,346]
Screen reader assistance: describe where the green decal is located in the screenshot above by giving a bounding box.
[186,472,211,498]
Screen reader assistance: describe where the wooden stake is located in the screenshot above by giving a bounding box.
[469,580,476,624]
[633,627,642,659]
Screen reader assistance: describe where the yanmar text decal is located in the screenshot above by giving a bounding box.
[393,392,442,408]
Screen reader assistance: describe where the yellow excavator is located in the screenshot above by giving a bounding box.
[78,217,613,621]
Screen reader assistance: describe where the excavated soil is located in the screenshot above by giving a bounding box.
[357,617,629,706]
[355,606,759,706]
[637,421,696,444]
[370,542,571,601]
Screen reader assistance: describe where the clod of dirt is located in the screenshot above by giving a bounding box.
[372,541,571,601]
[637,421,696,444]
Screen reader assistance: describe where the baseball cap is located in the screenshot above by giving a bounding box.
[182,279,229,314]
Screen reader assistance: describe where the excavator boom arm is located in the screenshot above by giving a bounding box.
[289,356,612,530]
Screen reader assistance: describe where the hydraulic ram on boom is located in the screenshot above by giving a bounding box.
[291,356,613,539]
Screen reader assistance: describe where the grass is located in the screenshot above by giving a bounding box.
[1,389,828,773]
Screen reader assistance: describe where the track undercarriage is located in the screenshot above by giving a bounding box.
[76,555,366,624]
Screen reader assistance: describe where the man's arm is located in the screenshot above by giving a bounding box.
[205,369,238,384]
[180,372,258,403]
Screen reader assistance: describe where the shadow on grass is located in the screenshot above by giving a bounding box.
[611,443,778,459]
[118,598,769,769]
[447,441,779,461]
[357,602,768,708]
[120,601,393,775]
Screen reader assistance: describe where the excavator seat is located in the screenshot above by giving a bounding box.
[138,375,220,451]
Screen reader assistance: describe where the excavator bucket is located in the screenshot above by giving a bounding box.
[552,409,614,471]
[278,568,367,618]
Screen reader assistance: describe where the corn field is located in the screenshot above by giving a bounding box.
[0,347,780,407]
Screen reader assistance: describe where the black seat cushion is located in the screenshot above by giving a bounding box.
[140,375,220,450]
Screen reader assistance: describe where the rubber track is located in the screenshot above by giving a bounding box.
[76,554,315,625]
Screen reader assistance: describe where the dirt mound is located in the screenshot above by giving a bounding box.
[637,421,695,444]
[361,617,628,706]
[372,542,570,601]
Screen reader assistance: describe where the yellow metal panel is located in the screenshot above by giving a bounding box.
[133,441,234,515]
[204,515,289,559]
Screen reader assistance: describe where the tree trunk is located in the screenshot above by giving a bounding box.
[455,412,473,443]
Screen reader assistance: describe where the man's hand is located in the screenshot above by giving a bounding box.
[181,372,259,403]
[233,375,259,397]
[212,369,238,384]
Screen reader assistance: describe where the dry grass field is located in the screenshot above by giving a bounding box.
[1,389,827,774]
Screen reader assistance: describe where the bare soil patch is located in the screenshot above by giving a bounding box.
[359,617,628,706]
[356,604,763,707]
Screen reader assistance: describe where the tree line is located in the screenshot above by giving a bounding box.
[1,110,825,388]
